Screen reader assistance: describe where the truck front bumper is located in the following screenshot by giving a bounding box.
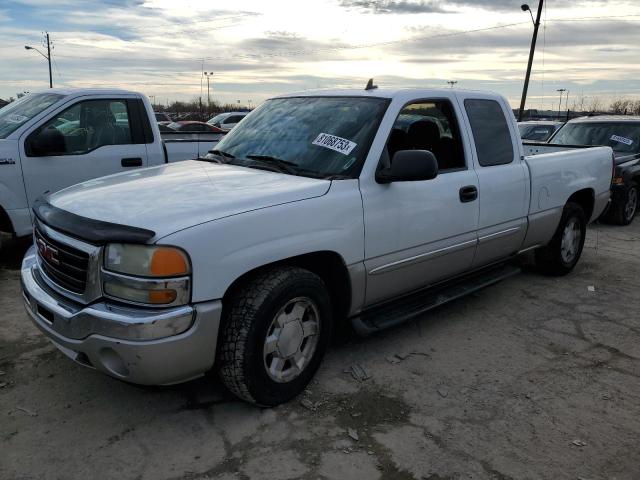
[21,246,222,385]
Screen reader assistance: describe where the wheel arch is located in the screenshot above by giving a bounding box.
[0,204,14,235]
[567,188,595,221]
[221,250,353,322]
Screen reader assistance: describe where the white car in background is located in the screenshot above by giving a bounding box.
[207,111,248,131]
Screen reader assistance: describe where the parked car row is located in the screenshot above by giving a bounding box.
[153,111,248,133]
[17,86,613,407]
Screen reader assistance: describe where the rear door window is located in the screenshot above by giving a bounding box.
[464,99,514,166]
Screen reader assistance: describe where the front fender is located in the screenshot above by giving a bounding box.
[157,180,365,303]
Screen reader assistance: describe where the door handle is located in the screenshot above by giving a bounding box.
[121,157,143,167]
[459,185,478,203]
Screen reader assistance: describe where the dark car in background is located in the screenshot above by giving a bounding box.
[154,111,172,123]
[518,121,564,142]
[549,116,640,225]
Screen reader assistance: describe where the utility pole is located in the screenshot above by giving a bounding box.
[24,32,53,88]
[557,88,566,119]
[518,1,544,121]
[46,32,52,88]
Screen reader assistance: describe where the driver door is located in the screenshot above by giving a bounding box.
[19,97,148,206]
[359,98,480,306]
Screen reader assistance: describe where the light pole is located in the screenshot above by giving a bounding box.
[25,32,53,88]
[204,72,213,107]
[557,88,566,119]
[518,1,544,121]
[447,80,458,88]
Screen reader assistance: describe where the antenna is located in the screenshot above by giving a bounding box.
[365,78,378,91]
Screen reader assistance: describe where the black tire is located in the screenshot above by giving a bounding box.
[605,183,638,226]
[535,202,587,276]
[217,266,332,406]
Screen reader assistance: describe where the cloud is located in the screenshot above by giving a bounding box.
[338,0,597,14]
[337,1,449,14]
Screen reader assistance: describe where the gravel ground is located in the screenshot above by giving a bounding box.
[1,221,639,480]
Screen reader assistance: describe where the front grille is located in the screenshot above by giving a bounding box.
[35,227,89,294]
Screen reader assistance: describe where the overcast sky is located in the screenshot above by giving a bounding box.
[1,0,640,109]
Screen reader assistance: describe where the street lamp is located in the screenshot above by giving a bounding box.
[518,1,544,121]
[204,72,213,107]
[447,80,458,88]
[25,32,52,88]
[557,88,567,119]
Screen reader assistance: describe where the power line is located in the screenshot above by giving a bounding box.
[49,20,534,63]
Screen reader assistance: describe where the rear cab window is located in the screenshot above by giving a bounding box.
[464,99,515,167]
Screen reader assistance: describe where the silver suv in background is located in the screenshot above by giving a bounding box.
[207,111,248,131]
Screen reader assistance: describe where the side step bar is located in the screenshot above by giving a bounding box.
[350,263,521,337]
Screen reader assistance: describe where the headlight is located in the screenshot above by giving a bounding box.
[103,244,191,307]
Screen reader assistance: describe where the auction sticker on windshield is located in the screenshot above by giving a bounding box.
[611,135,634,146]
[312,133,357,155]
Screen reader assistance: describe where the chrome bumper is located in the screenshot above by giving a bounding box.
[21,246,222,385]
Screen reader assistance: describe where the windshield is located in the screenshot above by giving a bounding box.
[550,122,640,154]
[0,93,64,139]
[212,96,389,178]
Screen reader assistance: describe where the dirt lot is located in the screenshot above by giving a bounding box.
[1,221,639,480]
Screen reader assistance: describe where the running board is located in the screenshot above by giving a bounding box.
[350,263,521,337]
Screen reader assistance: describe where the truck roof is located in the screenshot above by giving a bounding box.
[30,87,142,97]
[276,87,504,101]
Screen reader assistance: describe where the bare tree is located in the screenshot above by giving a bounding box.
[631,100,640,116]
[571,93,587,113]
[587,96,604,113]
[610,98,632,115]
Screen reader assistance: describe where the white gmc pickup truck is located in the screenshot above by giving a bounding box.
[0,88,223,239]
[21,88,612,406]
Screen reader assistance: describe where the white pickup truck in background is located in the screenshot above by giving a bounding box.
[21,87,612,406]
[0,88,224,239]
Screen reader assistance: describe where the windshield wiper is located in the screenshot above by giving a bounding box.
[244,154,300,175]
[197,149,235,164]
[211,149,235,159]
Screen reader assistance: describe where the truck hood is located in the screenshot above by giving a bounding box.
[48,160,331,240]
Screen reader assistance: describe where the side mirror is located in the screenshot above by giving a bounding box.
[376,150,439,183]
[27,127,67,157]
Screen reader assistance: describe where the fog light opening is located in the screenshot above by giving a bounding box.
[99,348,129,378]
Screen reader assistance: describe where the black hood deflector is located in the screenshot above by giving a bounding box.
[33,196,156,245]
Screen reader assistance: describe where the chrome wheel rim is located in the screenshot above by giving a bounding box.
[625,188,638,221]
[560,218,581,264]
[263,297,320,383]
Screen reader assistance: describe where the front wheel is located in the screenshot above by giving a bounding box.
[217,266,332,406]
[535,202,587,276]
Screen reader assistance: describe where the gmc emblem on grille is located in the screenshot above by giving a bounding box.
[37,238,60,265]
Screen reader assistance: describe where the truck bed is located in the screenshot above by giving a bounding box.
[161,131,223,162]
[524,144,613,218]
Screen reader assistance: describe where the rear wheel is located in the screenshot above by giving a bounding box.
[608,184,638,226]
[217,266,332,406]
[535,202,587,276]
